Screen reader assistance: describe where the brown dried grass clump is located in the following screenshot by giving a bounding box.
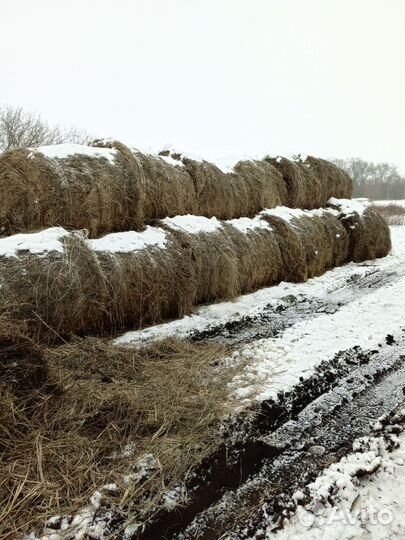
[330,204,392,262]
[0,336,230,539]
[0,318,47,394]
[0,141,145,237]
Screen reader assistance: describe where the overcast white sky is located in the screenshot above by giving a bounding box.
[1,0,404,171]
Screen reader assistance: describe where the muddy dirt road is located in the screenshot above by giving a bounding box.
[136,335,405,539]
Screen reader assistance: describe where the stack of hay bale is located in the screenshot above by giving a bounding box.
[0,141,391,341]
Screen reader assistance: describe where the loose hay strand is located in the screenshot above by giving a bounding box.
[0,332,231,539]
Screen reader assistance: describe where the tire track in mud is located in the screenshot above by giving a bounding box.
[189,266,404,347]
[132,333,405,540]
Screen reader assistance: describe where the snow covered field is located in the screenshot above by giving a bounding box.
[371,199,405,207]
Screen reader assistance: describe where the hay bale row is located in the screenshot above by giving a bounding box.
[266,155,353,209]
[0,202,389,341]
[0,141,352,236]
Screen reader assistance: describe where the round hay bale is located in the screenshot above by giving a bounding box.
[135,152,197,220]
[94,234,195,329]
[261,208,350,279]
[260,213,308,282]
[265,157,314,209]
[0,148,63,235]
[182,159,244,220]
[232,160,289,211]
[159,217,240,304]
[0,142,145,237]
[222,220,284,291]
[287,212,349,277]
[305,156,353,202]
[329,204,391,262]
[0,230,109,341]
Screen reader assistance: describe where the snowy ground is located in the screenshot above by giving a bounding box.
[371,199,405,207]
[269,418,405,540]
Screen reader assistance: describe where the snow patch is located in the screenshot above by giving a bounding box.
[228,216,271,233]
[329,197,367,217]
[162,215,222,234]
[230,272,405,403]
[32,143,117,163]
[88,227,167,253]
[0,228,69,258]
[271,430,405,540]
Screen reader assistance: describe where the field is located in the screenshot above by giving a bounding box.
[371,200,405,226]
[0,146,403,540]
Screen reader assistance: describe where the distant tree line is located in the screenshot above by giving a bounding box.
[332,158,405,200]
[0,105,88,152]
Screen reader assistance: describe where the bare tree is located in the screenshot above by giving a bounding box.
[331,157,405,200]
[0,105,89,152]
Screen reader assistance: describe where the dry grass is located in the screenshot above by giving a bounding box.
[329,205,392,262]
[0,141,144,237]
[372,203,405,226]
[1,143,355,235]
[304,156,353,202]
[0,207,386,341]
[266,156,353,209]
[290,213,349,278]
[135,152,197,220]
[0,329,231,539]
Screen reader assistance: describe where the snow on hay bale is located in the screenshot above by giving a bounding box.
[0,140,144,237]
[328,198,391,262]
[0,202,387,341]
